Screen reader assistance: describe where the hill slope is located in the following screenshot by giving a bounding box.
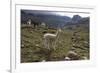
[21,25,89,63]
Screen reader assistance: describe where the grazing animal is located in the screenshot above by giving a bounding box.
[27,19,40,28]
[43,29,61,50]
[27,19,31,26]
[32,21,40,28]
[41,22,46,28]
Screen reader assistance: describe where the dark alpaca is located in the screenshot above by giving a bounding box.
[32,21,40,28]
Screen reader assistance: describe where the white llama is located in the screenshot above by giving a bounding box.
[27,19,31,26]
[41,22,46,28]
[43,29,61,50]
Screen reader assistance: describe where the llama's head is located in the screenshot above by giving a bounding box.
[55,28,62,36]
[58,28,62,32]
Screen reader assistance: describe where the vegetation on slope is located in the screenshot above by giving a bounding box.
[21,25,89,63]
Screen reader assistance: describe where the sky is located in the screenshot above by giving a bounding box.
[22,10,90,18]
[52,12,90,18]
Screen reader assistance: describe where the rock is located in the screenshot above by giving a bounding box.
[71,47,76,50]
[82,56,88,60]
[67,51,79,60]
[36,44,39,47]
[64,57,70,60]
[83,41,89,48]
[21,44,24,48]
[72,44,76,46]
[83,41,88,44]
[42,60,46,62]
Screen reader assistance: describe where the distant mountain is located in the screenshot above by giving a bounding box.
[21,10,71,28]
[64,15,89,30]
[65,15,89,25]
[79,17,90,24]
[72,15,81,21]
[65,15,82,25]
[21,10,89,28]
[72,15,82,24]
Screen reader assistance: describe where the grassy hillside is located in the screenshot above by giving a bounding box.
[21,24,89,63]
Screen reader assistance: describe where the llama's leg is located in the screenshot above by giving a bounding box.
[51,40,54,50]
[44,39,47,49]
[52,39,56,50]
[34,24,36,28]
[33,24,34,28]
[47,39,51,50]
[36,24,38,28]
[47,39,50,50]
[44,38,50,50]
[53,41,56,50]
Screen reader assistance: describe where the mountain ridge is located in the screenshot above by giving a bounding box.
[21,10,89,28]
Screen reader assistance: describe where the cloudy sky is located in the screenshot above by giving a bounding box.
[22,10,90,18]
[52,12,90,18]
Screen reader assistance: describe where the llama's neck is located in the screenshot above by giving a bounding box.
[55,30,60,37]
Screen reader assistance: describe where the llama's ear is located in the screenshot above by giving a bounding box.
[59,29,62,32]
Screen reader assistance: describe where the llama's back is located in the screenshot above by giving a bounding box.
[44,33,56,37]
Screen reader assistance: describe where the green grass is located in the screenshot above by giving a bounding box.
[21,25,89,63]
